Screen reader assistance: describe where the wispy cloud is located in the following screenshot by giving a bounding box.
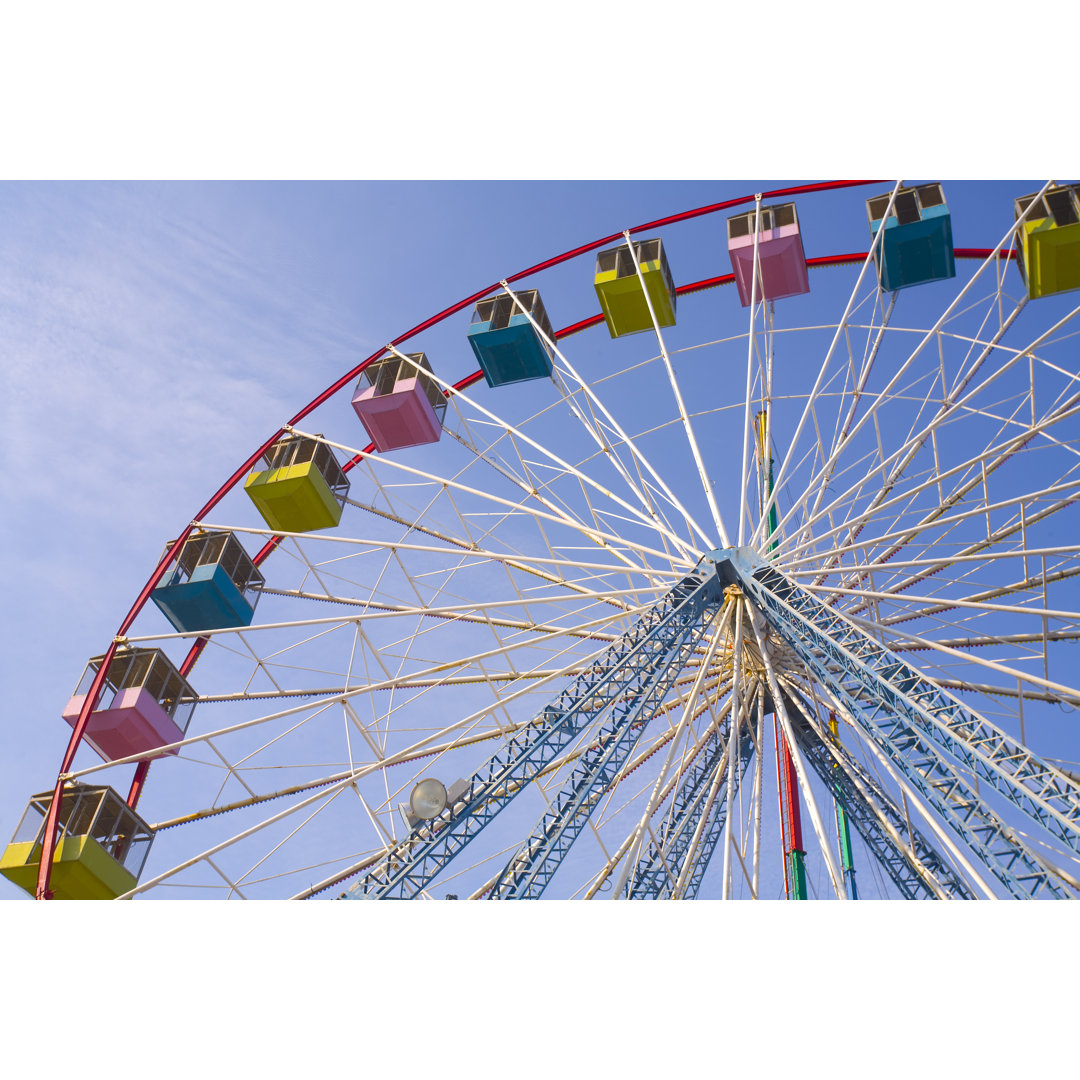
[0,182,381,846]
[1,184,367,535]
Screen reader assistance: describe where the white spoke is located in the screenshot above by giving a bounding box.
[772,182,1059,550]
[501,282,711,558]
[760,182,903,542]
[289,427,690,575]
[612,604,732,897]
[721,602,748,897]
[385,344,698,569]
[623,230,730,547]
[743,598,847,899]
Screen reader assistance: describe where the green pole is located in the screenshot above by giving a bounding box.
[829,713,859,900]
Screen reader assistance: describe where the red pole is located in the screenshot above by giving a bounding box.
[773,716,807,900]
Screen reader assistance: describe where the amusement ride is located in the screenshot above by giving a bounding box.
[6,179,1080,901]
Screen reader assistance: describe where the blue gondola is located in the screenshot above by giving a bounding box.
[152,530,264,633]
[467,290,555,387]
[867,183,956,292]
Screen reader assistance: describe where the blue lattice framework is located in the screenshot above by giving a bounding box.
[712,546,1080,899]
[342,543,1080,900]
[780,685,975,899]
[625,678,974,900]
[625,717,753,899]
[488,593,725,898]
[345,568,725,899]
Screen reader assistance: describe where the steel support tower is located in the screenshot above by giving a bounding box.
[342,546,1080,900]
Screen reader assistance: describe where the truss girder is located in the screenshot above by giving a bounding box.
[488,579,726,898]
[624,719,754,898]
[344,543,1080,900]
[625,722,730,898]
[781,686,975,899]
[346,570,724,900]
[680,743,755,900]
[717,549,1075,899]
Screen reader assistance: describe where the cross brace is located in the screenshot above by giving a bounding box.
[626,715,754,899]
[714,546,1078,899]
[781,683,975,899]
[345,544,1080,900]
[489,592,721,898]
[346,569,724,899]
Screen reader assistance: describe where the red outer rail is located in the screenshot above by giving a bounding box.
[126,370,491,809]
[543,248,1017,340]
[34,182,1010,897]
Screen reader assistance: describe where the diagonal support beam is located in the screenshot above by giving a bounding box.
[713,545,1078,899]
[487,594,726,898]
[626,712,754,899]
[346,568,725,899]
[779,683,975,899]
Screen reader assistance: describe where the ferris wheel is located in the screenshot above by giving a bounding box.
[6,179,1080,901]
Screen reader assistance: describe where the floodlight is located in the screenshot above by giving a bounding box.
[410,778,448,820]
